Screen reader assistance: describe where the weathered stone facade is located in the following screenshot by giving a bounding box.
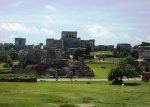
[45,31,95,51]
[95,45,114,51]
[117,43,131,53]
[138,46,150,72]
[14,38,27,50]
[137,46,150,81]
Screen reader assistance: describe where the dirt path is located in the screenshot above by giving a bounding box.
[38,78,141,82]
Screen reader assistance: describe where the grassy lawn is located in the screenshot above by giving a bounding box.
[0,63,11,71]
[86,62,116,78]
[104,58,120,62]
[0,81,149,107]
[0,61,18,71]
[90,51,113,55]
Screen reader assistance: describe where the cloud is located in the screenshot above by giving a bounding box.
[147,36,150,40]
[45,16,69,25]
[44,5,57,11]
[0,22,55,36]
[134,37,143,42]
[119,32,132,40]
[9,34,17,39]
[84,25,115,38]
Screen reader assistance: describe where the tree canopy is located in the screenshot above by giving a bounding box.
[72,48,85,60]
[85,44,92,54]
[139,42,150,46]
[108,56,139,84]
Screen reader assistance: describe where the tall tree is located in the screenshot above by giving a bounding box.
[85,44,92,54]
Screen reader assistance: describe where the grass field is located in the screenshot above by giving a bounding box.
[86,62,116,78]
[0,81,149,107]
[90,51,113,55]
[0,63,11,71]
[0,61,17,71]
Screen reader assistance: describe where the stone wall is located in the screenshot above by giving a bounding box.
[117,43,131,52]
[138,46,150,72]
[95,45,114,51]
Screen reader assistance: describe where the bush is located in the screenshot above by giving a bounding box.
[3,63,10,68]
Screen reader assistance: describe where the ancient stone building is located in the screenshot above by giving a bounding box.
[116,43,131,53]
[95,45,114,51]
[14,38,27,50]
[137,46,150,81]
[46,31,95,51]
[137,46,150,72]
[46,39,62,49]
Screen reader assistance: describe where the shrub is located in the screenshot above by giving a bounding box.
[3,63,10,68]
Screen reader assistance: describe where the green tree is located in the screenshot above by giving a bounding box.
[39,43,43,46]
[0,43,3,50]
[0,50,13,67]
[130,49,139,59]
[139,42,150,46]
[3,43,14,51]
[108,56,139,84]
[73,48,85,60]
[8,48,18,60]
[0,50,8,63]
[85,44,92,54]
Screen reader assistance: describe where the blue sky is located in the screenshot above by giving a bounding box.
[0,0,150,46]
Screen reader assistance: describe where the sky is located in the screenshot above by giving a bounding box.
[0,0,150,46]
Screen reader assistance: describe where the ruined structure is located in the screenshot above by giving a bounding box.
[116,43,131,53]
[46,31,95,51]
[14,38,27,50]
[95,45,114,51]
[13,32,95,77]
[137,46,150,81]
[138,46,150,72]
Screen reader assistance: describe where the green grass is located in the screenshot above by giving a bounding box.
[0,81,149,107]
[86,62,116,78]
[0,63,11,71]
[90,51,113,55]
[105,58,120,62]
[0,61,18,71]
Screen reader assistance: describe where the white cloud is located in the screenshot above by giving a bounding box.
[147,36,150,40]
[40,28,54,35]
[120,32,132,40]
[44,5,56,11]
[134,37,143,42]
[84,25,115,38]
[0,22,55,36]
[9,34,17,39]
[45,16,69,25]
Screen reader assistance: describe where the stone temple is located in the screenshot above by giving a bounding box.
[13,31,95,77]
[46,31,95,51]
[15,31,95,51]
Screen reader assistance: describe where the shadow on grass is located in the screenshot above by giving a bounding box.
[60,104,78,107]
[123,83,140,86]
[110,82,140,86]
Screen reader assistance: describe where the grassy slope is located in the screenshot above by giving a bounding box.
[0,61,17,71]
[0,81,149,107]
[86,51,120,78]
[86,62,116,78]
[0,63,10,71]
